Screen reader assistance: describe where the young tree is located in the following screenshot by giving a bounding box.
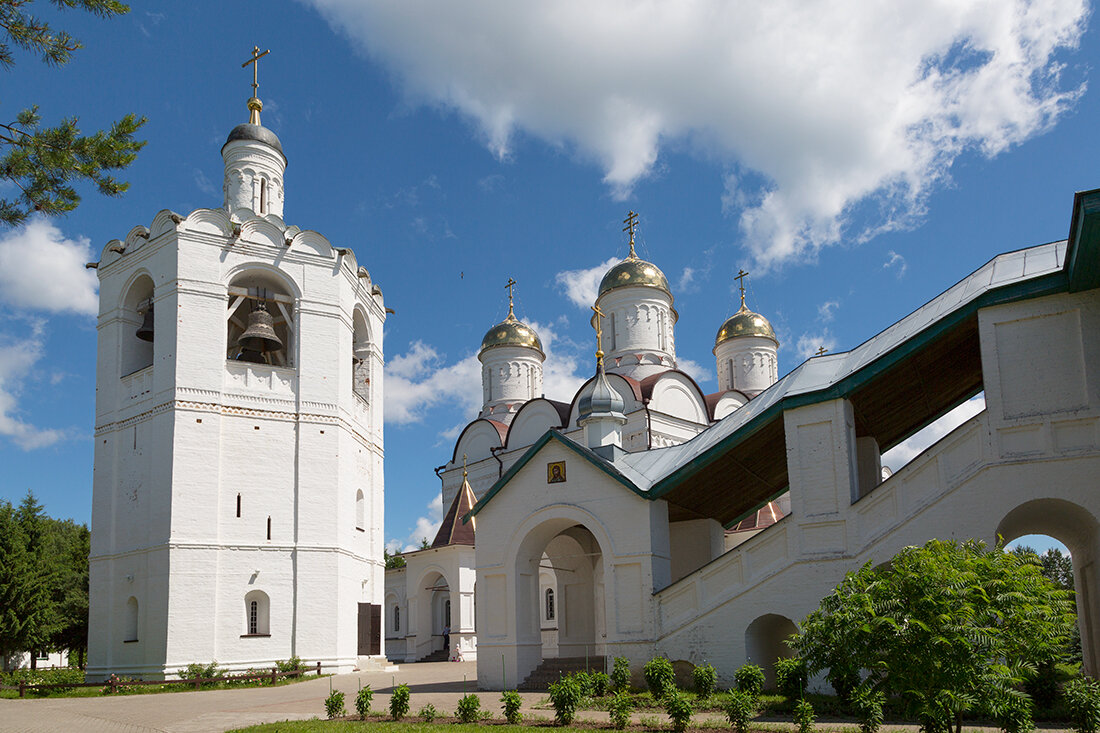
[384,548,406,569]
[48,519,90,667]
[0,0,146,226]
[16,491,57,668]
[792,539,1076,733]
[0,500,32,671]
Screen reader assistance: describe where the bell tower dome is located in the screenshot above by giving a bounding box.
[222,47,286,220]
[594,211,678,380]
[477,279,545,424]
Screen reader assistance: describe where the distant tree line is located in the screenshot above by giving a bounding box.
[0,491,89,671]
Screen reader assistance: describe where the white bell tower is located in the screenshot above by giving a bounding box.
[87,51,388,680]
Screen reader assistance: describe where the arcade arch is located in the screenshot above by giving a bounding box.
[745,613,798,690]
[415,569,453,661]
[996,498,1099,675]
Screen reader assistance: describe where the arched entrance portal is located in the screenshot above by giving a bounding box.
[513,519,609,680]
[745,614,798,690]
[997,498,1100,675]
[415,570,452,661]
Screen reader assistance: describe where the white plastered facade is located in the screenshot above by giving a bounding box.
[87,113,387,680]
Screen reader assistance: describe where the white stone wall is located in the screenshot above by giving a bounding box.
[479,345,545,423]
[598,287,678,380]
[714,335,778,397]
[88,205,386,680]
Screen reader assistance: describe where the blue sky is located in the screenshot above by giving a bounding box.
[0,1,1094,557]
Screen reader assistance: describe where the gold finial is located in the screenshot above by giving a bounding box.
[815,346,828,356]
[242,46,271,125]
[505,277,517,319]
[462,453,468,479]
[591,304,607,367]
[623,210,639,259]
[734,269,749,311]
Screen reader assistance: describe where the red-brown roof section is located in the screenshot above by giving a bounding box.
[431,478,478,548]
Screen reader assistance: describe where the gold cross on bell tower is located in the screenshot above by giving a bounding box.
[734,269,749,310]
[505,278,517,318]
[591,304,607,367]
[623,211,639,259]
[241,46,270,125]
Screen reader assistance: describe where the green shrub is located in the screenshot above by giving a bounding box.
[178,661,223,688]
[734,664,765,699]
[665,690,693,733]
[850,685,884,733]
[775,657,807,697]
[793,698,815,733]
[549,674,584,725]
[3,667,85,689]
[457,693,481,723]
[419,703,438,722]
[275,656,304,674]
[324,689,346,719]
[644,656,676,699]
[608,690,634,730]
[355,684,373,719]
[591,671,611,697]
[693,662,717,698]
[501,690,523,725]
[1024,661,1059,710]
[991,692,1034,733]
[390,683,411,720]
[572,670,593,697]
[1066,678,1100,733]
[725,689,756,733]
[829,669,861,703]
[611,656,631,691]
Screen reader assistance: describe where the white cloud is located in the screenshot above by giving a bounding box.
[309,0,1086,268]
[882,393,986,469]
[389,494,445,552]
[884,250,908,278]
[678,267,696,292]
[555,257,619,309]
[194,168,216,196]
[0,219,98,315]
[0,321,67,450]
[795,330,838,361]
[817,300,840,323]
[677,357,711,385]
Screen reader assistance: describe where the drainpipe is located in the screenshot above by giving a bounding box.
[434,464,446,492]
[643,397,653,450]
[490,446,505,479]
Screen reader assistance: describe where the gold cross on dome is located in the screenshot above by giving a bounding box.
[242,46,270,100]
[462,453,468,478]
[734,269,749,308]
[622,211,639,258]
[816,346,828,356]
[591,304,607,365]
[505,278,516,317]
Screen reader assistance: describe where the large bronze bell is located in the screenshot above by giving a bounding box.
[237,300,283,353]
[136,305,154,342]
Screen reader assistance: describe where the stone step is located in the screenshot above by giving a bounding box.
[518,656,607,690]
[417,649,451,663]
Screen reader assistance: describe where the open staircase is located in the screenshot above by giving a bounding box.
[517,656,606,690]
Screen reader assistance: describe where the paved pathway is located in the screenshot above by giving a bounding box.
[0,663,1072,733]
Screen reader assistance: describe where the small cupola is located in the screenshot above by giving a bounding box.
[578,305,627,456]
[477,279,545,423]
[713,270,779,398]
[222,47,287,220]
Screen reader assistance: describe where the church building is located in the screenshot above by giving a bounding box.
[86,59,387,680]
[390,195,1100,692]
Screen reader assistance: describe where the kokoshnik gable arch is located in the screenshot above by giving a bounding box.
[468,188,1100,689]
[87,56,388,680]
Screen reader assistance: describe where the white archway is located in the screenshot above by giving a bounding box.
[414,568,453,661]
[996,498,1100,675]
[745,613,798,690]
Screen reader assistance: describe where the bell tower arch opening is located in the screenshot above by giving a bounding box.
[997,498,1098,675]
[226,269,295,366]
[120,274,155,376]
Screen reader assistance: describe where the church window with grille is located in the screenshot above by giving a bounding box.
[545,588,555,620]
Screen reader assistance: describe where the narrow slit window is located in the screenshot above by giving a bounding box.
[266,515,271,540]
[545,588,555,620]
[249,600,258,635]
[236,493,242,518]
[259,179,267,214]
[394,605,400,632]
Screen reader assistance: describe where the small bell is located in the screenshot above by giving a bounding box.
[237,300,283,354]
[136,305,154,342]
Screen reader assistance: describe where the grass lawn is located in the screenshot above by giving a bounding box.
[0,672,321,700]
[225,719,813,733]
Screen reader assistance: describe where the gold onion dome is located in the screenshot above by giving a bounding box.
[480,312,544,356]
[714,304,778,349]
[598,256,671,297]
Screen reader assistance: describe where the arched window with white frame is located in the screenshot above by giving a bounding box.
[124,596,139,642]
[244,590,270,636]
[355,489,365,531]
[545,588,555,621]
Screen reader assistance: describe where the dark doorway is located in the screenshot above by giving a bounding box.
[358,603,381,656]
